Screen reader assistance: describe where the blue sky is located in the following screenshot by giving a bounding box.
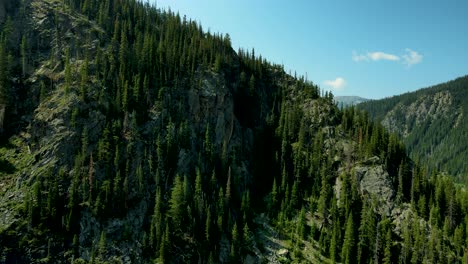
[153,0,468,99]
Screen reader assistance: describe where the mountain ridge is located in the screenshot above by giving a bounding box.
[358,75,468,181]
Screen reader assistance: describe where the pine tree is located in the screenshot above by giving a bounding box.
[429,205,441,228]
[454,225,464,257]
[208,251,215,264]
[67,167,80,232]
[411,220,422,264]
[195,168,203,219]
[229,243,236,263]
[317,165,331,221]
[418,195,427,219]
[290,180,299,210]
[357,201,376,264]
[225,167,232,207]
[383,229,392,264]
[132,73,140,104]
[98,231,107,257]
[243,222,251,248]
[232,221,239,245]
[160,222,170,263]
[39,81,47,102]
[269,177,278,215]
[64,48,71,93]
[143,74,150,106]
[330,217,341,264]
[79,55,89,101]
[230,221,238,261]
[217,187,224,231]
[169,175,185,230]
[204,124,213,161]
[150,187,162,251]
[205,207,212,245]
[400,217,412,264]
[297,206,306,240]
[136,163,144,193]
[214,54,221,72]
[241,190,251,219]
[119,28,128,79]
[20,35,28,77]
[249,74,255,96]
[341,213,355,264]
[122,83,132,114]
[73,234,79,258]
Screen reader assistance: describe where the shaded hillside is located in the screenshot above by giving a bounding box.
[1,0,468,263]
[358,76,468,181]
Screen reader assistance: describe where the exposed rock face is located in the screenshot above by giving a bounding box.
[382,91,455,137]
[277,248,289,257]
[188,71,236,155]
[78,200,147,263]
[354,160,395,215]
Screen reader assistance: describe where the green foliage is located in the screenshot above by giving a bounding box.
[269,177,278,215]
[382,228,392,264]
[357,201,376,264]
[20,35,28,77]
[168,175,185,231]
[1,0,467,263]
[98,231,107,257]
[329,216,341,263]
[341,213,356,264]
[358,75,468,181]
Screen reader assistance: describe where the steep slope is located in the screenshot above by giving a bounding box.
[358,76,468,181]
[1,0,468,263]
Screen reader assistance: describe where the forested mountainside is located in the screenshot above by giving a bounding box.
[1,0,468,263]
[358,76,468,182]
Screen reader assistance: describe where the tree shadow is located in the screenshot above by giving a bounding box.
[0,158,16,174]
[0,134,15,147]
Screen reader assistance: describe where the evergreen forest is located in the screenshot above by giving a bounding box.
[358,76,468,183]
[0,0,467,263]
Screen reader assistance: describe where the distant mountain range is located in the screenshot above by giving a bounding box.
[358,75,468,181]
[335,96,370,107]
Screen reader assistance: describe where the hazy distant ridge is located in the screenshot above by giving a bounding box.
[335,96,370,107]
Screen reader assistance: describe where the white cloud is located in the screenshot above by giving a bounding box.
[368,52,400,61]
[352,51,400,62]
[352,51,369,62]
[323,77,347,91]
[353,49,423,67]
[402,48,423,66]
